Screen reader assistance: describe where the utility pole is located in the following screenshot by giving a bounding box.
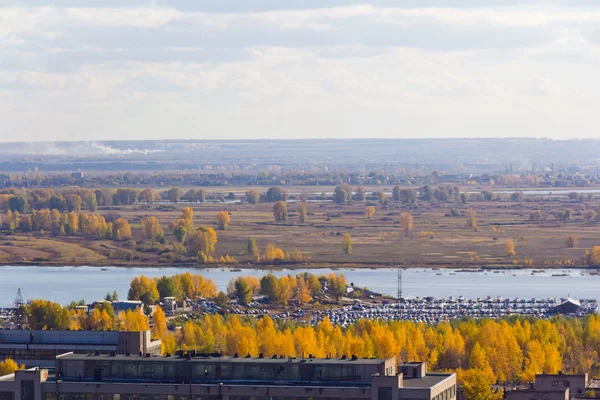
[14,288,25,328]
[397,268,402,318]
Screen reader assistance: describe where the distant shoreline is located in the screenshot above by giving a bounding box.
[0,261,597,270]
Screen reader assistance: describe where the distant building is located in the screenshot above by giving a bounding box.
[506,372,593,400]
[71,171,84,179]
[92,300,143,313]
[163,297,176,312]
[552,298,581,315]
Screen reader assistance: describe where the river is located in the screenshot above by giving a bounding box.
[1,266,598,307]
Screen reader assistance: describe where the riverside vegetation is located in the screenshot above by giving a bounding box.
[0,184,599,268]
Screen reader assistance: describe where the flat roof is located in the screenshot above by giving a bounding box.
[59,354,389,365]
[402,374,453,389]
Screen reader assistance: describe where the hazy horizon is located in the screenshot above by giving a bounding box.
[1,1,600,141]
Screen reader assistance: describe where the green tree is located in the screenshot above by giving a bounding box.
[156,276,180,299]
[173,226,187,243]
[393,186,401,202]
[259,273,279,301]
[354,186,366,202]
[247,237,259,259]
[234,278,253,305]
[8,195,27,213]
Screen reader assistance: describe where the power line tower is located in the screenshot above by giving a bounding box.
[13,288,25,328]
[397,268,402,319]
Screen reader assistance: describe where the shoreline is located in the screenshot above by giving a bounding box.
[0,261,597,271]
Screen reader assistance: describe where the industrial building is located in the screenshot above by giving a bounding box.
[0,330,161,367]
[0,354,456,400]
[505,371,597,400]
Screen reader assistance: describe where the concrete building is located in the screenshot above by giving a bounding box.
[0,354,456,400]
[0,330,161,367]
[505,372,593,400]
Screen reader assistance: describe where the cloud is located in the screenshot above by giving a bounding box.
[0,1,599,140]
[521,76,561,96]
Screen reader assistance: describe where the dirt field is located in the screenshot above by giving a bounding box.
[0,186,598,268]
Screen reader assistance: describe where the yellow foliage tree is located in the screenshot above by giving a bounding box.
[216,211,231,230]
[0,359,24,376]
[400,212,414,237]
[141,216,163,240]
[118,308,150,331]
[341,233,352,254]
[364,206,376,219]
[113,218,132,240]
[505,239,516,256]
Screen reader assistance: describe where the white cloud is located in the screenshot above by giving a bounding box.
[0,1,599,140]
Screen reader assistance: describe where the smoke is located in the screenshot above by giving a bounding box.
[90,142,162,155]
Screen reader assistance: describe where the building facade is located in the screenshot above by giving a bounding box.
[0,330,161,367]
[0,354,455,400]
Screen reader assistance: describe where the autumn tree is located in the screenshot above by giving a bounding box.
[113,218,132,240]
[141,216,163,240]
[365,206,376,219]
[138,188,158,204]
[466,209,479,231]
[341,233,352,255]
[273,201,288,222]
[118,308,149,331]
[128,275,160,305]
[65,194,82,212]
[245,190,260,204]
[0,359,24,376]
[184,226,218,258]
[298,203,307,223]
[263,243,285,262]
[376,191,386,205]
[400,212,414,237]
[24,300,71,330]
[461,369,503,400]
[216,211,231,230]
[566,234,578,248]
[152,306,168,344]
[505,239,516,257]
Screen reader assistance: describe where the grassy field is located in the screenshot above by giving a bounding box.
[0,186,599,268]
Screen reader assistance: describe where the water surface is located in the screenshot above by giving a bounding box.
[1,266,597,307]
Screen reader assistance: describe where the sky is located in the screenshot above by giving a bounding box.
[1,0,600,141]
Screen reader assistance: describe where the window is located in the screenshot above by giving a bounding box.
[563,380,570,387]
[378,387,392,400]
[552,381,558,386]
